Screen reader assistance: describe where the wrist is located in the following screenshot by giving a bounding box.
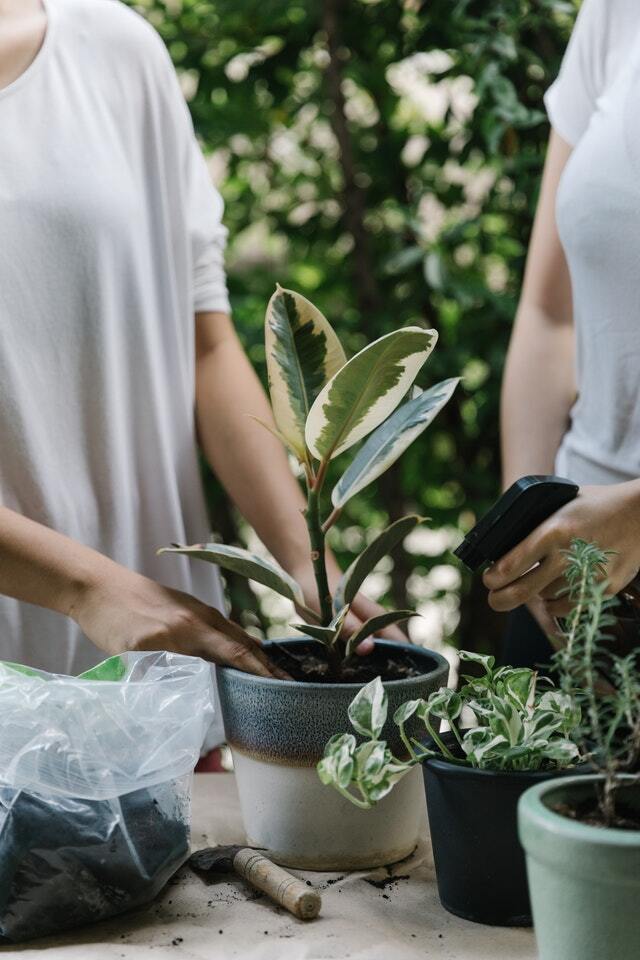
[65,553,129,623]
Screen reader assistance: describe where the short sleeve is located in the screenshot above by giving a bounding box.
[144,26,231,315]
[544,0,609,146]
[184,141,231,315]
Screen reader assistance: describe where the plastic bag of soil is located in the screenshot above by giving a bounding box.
[0,651,215,942]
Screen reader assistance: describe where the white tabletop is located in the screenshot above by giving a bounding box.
[0,774,537,959]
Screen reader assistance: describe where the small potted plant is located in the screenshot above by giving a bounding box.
[319,650,581,924]
[519,540,640,960]
[160,286,457,869]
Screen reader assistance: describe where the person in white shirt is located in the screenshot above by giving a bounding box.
[0,0,398,728]
[484,0,640,661]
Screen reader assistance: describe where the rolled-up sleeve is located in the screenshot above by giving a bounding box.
[185,141,231,314]
[150,31,232,316]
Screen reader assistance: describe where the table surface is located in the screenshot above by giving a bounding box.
[0,774,537,960]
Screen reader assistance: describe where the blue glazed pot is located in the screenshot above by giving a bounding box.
[217,638,449,870]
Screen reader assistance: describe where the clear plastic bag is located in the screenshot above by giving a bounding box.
[0,652,215,942]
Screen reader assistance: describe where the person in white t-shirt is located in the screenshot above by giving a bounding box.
[0,0,400,713]
[483,0,640,662]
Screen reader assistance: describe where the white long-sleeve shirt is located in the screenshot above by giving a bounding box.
[0,0,228,696]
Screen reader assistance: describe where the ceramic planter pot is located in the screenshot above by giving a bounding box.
[217,638,449,870]
[422,737,580,926]
[519,774,640,960]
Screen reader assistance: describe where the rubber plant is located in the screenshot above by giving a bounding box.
[160,285,458,677]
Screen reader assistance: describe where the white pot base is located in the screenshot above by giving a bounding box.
[232,750,426,871]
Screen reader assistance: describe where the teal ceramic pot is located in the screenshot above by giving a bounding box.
[217,638,449,870]
[519,774,640,960]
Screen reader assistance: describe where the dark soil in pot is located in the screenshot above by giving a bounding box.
[422,733,581,927]
[269,638,425,684]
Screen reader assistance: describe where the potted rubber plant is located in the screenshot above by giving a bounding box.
[319,650,581,924]
[160,286,457,869]
[519,540,640,960]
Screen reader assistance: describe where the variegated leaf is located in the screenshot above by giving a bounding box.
[345,611,415,658]
[332,378,459,509]
[158,543,304,605]
[265,285,346,461]
[305,327,438,461]
[348,676,388,739]
[291,606,349,647]
[333,516,423,615]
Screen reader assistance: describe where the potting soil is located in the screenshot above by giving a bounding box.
[0,779,189,942]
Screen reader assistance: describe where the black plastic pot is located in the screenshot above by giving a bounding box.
[422,735,576,926]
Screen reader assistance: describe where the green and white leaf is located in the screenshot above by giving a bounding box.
[348,676,388,740]
[345,611,415,659]
[291,606,349,647]
[333,516,423,615]
[317,733,356,787]
[158,543,304,605]
[393,699,425,727]
[305,327,438,461]
[332,378,459,509]
[265,285,346,461]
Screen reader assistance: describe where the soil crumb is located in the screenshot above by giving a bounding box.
[363,874,410,890]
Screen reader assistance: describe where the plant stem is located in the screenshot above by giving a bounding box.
[321,505,342,534]
[305,474,333,627]
[424,716,457,762]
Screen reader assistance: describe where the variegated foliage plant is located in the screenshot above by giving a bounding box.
[318,652,581,807]
[160,286,458,673]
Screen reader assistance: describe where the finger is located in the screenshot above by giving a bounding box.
[203,626,292,680]
[543,597,574,619]
[355,637,375,657]
[488,555,564,612]
[377,622,407,643]
[539,577,567,601]
[342,611,364,637]
[483,521,561,591]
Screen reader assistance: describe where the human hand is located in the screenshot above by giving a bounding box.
[293,555,407,657]
[483,482,640,617]
[70,564,289,679]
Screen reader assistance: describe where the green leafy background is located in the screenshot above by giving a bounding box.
[127,0,577,658]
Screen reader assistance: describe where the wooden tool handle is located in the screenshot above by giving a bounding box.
[232,848,321,921]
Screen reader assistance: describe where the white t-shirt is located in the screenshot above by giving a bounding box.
[545,0,640,485]
[0,0,228,691]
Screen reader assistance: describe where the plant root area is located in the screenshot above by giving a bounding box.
[270,641,425,684]
[552,799,640,831]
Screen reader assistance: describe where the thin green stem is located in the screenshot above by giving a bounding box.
[423,715,456,761]
[336,783,370,810]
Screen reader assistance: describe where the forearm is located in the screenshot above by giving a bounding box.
[0,506,116,617]
[195,313,311,576]
[501,302,575,488]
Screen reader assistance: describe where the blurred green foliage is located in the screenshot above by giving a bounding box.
[129,0,576,653]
